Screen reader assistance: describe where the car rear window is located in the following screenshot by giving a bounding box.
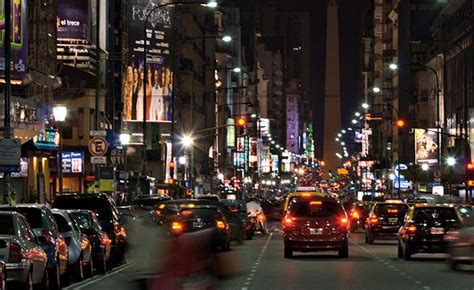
[53,197,112,220]
[413,207,458,223]
[0,215,14,235]
[53,213,72,233]
[289,201,344,218]
[69,212,92,230]
[180,208,221,221]
[0,208,43,229]
[375,204,408,217]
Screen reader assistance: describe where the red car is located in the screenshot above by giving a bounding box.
[282,197,349,258]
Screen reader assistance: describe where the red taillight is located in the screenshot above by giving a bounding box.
[341,217,348,224]
[171,222,184,234]
[351,211,360,219]
[230,209,239,213]
[444,231,460,242]
[370,214,378,224]
[282,216,294,227]
[216,221,226,230]
[407,225,417,232]
[257,214,266,221]
[9,242,22,263]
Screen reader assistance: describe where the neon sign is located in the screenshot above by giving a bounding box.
[33,128,60,150]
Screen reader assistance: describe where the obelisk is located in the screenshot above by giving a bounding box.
[323,0,342,176]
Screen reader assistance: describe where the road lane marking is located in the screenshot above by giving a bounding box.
[64,264,131,290]
[240,233,273,290]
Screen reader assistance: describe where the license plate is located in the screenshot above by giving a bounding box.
[388,218,398,223]
[193,222,204,228]
[309,228,323,235]
[430,227,445,234]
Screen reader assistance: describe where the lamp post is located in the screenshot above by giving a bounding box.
[120,133,130,173]
[447,157,456,196]
[53,106,67,197]
[182,135,195,194]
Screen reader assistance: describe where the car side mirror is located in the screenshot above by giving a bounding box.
[36,236,48,244]
[0,240,7,248]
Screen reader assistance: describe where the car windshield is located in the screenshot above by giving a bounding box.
[289,201,344,218]
[375,204,408,218]
[180,208,221,221]
[0,215,14,235]
[413,208,459,223]
[0,208,43,229]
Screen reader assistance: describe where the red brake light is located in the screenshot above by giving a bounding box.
[230,209,239,213]
[9,242,22,263]
[341,217,348,224]
[257,213,266,221]
[283,216,294,227]
[351,211,360,219]
[444,231,460,241]
[370,214,378,223]
[407,225,417,232]
[310,201,322,205]
[171,222,184,233]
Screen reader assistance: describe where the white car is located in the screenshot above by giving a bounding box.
[0,211,48,289]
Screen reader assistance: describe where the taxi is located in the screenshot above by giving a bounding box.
[282,196,349,258]
[283,187,325,212]
[365,200,409,244]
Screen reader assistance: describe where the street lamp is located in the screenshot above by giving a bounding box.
[372,87,381,93]
[354,112,361,117]
[362,103,370,109]
[447,157,456,167]
[352,119,358,124]
[232,67,242,73]
[389,63,398,70]
[222,35,232,42]
[119,133,130,173]
[421,163,429,171]
[53,106,67,197]
[447,157,456,196]
[182,135,195,192]
[205,0,218,8]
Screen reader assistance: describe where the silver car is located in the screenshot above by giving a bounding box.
[0,211,48,289]
[52,209,93,282]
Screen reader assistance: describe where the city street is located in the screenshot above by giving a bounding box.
[64,225,473,290]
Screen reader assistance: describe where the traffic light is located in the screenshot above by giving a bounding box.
[169,161,175,178]
[237,117,246,135]
[396,119,405,135]
[466,162,474,171]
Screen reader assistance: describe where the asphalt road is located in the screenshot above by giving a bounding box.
[65,227,473,290]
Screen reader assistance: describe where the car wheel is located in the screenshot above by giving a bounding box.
[397,241,403,258]
[84,258,94,279]
[284,247,293,259]
[338,244,349,258]
[48,264,60,290]
[402,243,411,261]
[72,255,84,282]
[96,251,107,274]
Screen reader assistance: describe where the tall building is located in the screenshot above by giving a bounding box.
[322,0,342,173]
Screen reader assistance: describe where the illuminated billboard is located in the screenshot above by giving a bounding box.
[414,129,439,164]
[57,0,89,40]
[0,0,27,81]
[124,0,174,123]
[62,151,84,174]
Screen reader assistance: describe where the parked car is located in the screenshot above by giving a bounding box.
[68,209,112,274]
[52,209,93,281]
[0,211,48,289]
[0,204,69,289]
[398,204,464,260]
[52,193,127,266]
[365,201,409,244]
[170,204,231,251]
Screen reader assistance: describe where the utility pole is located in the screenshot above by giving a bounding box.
[2,0,12,204]
[95,0,101,189]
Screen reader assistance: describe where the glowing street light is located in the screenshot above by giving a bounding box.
[53,106,67,122]
[362,103,369,109]
[181,135,194,147]
[354,112,361,117]
[232,67,242,73]
[421,163,429,171]
[119,133,131,145]
[447,157,456,167]
[372,87,381,93]
[206,1,218,8]
[222,35,232,42]
[389,63,398,70]
[352,119,358,124]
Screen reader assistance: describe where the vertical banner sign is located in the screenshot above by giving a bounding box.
[226,118,235,148]
[0,0,27,80]
[414,129,439,165]
[56,0,88,40]
[124,0,174,123]
[244,136,249,173]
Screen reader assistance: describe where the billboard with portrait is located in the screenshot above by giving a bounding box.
[0,0,27,81]
[62,151,84,174]
[57,0,88,40]
[124,0,174,123]
[415,129,439,164]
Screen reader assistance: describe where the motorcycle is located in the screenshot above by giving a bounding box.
[248,211,267,236]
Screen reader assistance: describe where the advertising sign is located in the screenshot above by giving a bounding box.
[33,128,59,150]
[415,129,439,164]
[124,0,174,123]
[62,151,83,174]
[0,0,27,81]
[0,138,21,172]
[236,137,245,152]
[249,137,258,166]
[57,0,88,40]
[393,162,411,191]
[226,118,235,148]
